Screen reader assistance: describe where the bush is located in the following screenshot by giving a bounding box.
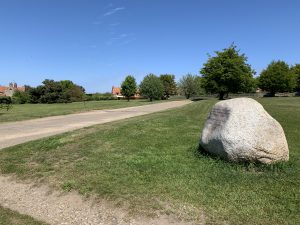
[12,90,31,104]
[86,93,117,101]
[0,97,12,111]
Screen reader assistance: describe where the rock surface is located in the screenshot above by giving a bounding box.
[200,98,289,164]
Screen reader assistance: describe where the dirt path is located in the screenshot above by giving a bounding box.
[0,101,190,150]
[0,176,198,225]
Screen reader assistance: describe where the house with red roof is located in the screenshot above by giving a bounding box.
[0,82,25,97]
[111,86,140,99]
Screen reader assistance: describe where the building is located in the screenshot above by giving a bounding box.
[0,82,25,97]
[111,86,140,98]
[111,86,123,98]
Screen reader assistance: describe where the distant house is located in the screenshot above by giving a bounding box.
[111,86,123,98]
[0,82,25,97]
[111,86,140,99]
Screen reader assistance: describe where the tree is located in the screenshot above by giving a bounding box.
[195,76,205,96]
[258,60,296,96]
[178,74,197,99]
[291,64,300,92]
[140,74,164,101]
[12,90,31,104]
[121,75,137,101]
[159,74,177,99]
[27,79,85,103]
[200,44,255,100]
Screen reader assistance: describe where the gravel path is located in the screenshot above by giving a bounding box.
[0,101,190,150]
[0,176,197,225]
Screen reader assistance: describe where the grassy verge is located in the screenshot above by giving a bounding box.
[0,99,163,123]
[0,97,299,224]
[0,206,47,225]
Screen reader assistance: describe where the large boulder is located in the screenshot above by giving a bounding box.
[200,98,289,164]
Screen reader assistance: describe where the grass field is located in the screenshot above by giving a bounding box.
[0,206,47,225]
[0,99,161,123]
[0,97,299,224]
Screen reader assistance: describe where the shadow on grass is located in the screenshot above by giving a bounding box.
[190,143,292,173]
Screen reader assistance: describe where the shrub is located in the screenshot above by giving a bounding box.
[0,97,12,111]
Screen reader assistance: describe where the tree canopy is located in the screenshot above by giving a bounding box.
[140,74,164,101]
[200,44,255,99]
[291,64,300,92]
[159,74,177,99]
[13,79,85,104]
[177,74,198,99]
[121,75,137,101]
[258,60,296,96]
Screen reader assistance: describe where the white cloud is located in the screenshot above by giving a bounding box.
[103,7,125,16]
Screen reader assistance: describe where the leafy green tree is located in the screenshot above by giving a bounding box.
[27,79,85,103]
[159,74,177,99]
[195,76,205,96]
[200,44,255,100]
[12,90,31,104]
[140,74,164,101]
[258,60,296,96]
[121,75,137,101]
[178,74,197,99]
[291,64,300,91]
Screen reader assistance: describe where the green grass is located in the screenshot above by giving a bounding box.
[0,99,162,123]
[0,97,299,224]
[0,206,47,225]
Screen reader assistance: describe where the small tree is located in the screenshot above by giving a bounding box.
[159,74,177,99]
[291,64,300,92]
[200,44,255,100]
[140,74,163,101]
[121,75,137,101]
[178,74,197,99]
[258,60,296,96]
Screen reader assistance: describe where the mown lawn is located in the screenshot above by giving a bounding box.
[0,206,47,225]
[0,97,299,224]
[0,99,161,123]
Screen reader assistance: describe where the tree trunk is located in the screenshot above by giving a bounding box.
[219,92,225,100]
[127,97,130,102]
[150,97,153,102]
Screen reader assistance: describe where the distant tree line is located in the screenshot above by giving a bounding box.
[10,44,300,104]
[13,79,85,104]
[116,48,300,101]
[119,74,178,102]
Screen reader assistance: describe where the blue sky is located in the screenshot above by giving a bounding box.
[0,0,299,93]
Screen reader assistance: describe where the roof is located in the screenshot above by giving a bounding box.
[112,86,121,95]
[0,86,7,93]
